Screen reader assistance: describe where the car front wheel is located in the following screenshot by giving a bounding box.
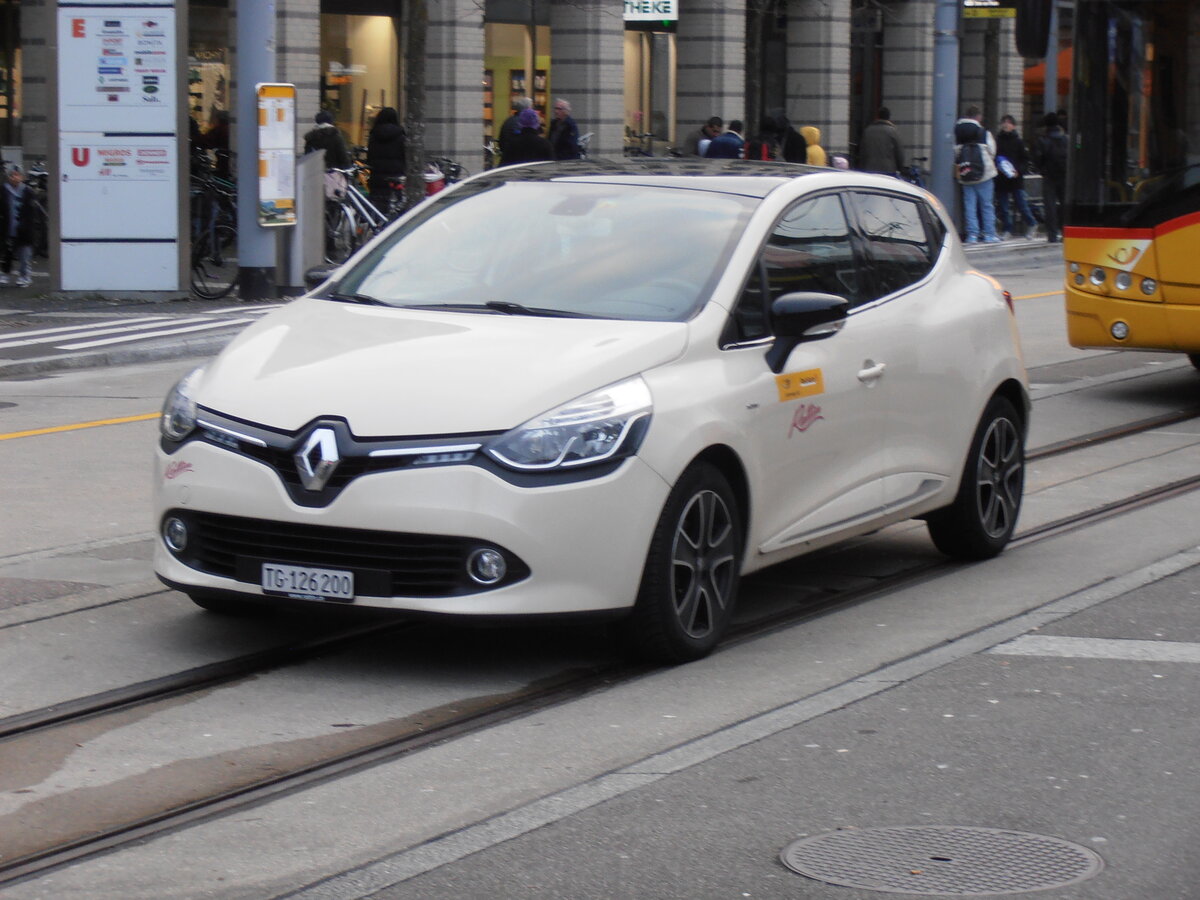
[626,462,743,663]
[926,396,1024,560]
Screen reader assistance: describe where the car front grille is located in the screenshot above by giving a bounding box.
[171,510,528,597]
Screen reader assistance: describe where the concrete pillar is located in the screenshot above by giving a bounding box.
[19,0,52,162]
[676,0,745,138]
[276,0,322,132]
[880,0,935,166]
[547,0,623,158]
[785,0,851,158]
[425,0,485,172]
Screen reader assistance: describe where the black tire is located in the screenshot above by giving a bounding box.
[190,224,238,299]
[325,203,357,264]
[626,462,744,663]
[926,396,1025,560]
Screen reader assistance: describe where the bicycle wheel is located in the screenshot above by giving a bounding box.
[325,203,358,264]
[190,224,238,299]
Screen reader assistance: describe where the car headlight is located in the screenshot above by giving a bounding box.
[160,367,204,442]
[486,377,652,470]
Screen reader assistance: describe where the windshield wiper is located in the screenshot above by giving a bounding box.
[327,291,388,306]
[483,301,598,318]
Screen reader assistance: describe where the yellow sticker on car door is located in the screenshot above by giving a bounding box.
[775,368,824,402]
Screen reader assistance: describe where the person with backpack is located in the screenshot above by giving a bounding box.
[1033,111,1069,243]
[953,105,1000,243]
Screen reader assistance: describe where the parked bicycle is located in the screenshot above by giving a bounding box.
[324,166,389,264]
[902,156,929,189]
[189,171,239,299]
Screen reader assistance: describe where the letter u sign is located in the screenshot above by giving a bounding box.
[72,148,91,167]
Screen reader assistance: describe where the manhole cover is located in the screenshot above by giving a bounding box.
[781,826,1103,895]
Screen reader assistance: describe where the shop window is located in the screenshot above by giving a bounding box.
[320,14,401,149]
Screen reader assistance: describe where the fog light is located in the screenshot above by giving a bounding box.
[467,548,507,585]
[1141,277,1157,295]
[1110,321,1130,340]
[1090,267,1107,285]
[1069,262,1080,273]
[1074,274,1085,285]
[1114,272,1133,291]
[164,517,188,552]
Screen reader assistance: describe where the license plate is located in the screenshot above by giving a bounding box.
[261,563,355,602]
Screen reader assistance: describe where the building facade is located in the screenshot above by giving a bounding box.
[8,1,1028,179]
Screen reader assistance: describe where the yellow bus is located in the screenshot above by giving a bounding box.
[1062,0,1200,371]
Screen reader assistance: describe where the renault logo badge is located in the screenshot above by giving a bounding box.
[295,427,340,491]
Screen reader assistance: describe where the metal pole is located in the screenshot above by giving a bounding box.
[235,0,277,299]
[1043,0,1059,117]
[929,0,961,228]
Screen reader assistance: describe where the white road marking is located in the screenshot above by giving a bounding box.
[58,318,257,349]
[0,316,176,347]
[990,634,1200,664]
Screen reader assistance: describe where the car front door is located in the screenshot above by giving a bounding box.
[723,192,891,558]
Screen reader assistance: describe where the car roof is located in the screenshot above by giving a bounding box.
[467,158,828,198]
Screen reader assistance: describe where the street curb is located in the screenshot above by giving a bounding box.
[0,332,231,379]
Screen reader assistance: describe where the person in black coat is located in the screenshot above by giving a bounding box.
[366,107,406,212]
[304,110,352,170]
[548,98,582,161]
[994,115,1038,238]
[498,97,533,164]
[1,165,35,286]
[502,108,554,166]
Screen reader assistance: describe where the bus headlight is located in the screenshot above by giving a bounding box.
[1069,262,1081,274]
[1090,267,1107,286]
[1110,321,1130,340]
[1140,278,1157,295]
[1114,272,1133,291]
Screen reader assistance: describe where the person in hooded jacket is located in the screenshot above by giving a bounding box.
[304,110,352,170]
[799,126,828,167]
[993,114,1037,239]
[502,108,554,166]
[366,107,406,212]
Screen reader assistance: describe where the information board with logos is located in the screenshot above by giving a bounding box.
[56,1,181,291]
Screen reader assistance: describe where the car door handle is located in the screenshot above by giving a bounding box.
[857,361,887,383]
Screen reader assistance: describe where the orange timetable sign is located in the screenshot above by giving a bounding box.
[256,82,296,227]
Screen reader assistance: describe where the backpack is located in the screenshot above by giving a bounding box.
[954,120,987,184]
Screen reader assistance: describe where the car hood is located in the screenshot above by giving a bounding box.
[198,297,689,435]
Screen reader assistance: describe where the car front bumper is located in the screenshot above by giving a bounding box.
[153,440,670,616]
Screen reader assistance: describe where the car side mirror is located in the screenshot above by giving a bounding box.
[304,263,340,291]
[765,292,849,373]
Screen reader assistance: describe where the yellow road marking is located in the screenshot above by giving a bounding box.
[1013,290,1064,300]
[0,412,159,441]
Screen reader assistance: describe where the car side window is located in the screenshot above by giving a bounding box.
[728,193,861,343]
[851,192,937,297]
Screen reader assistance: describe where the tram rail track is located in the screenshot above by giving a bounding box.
[1,407,1198,887]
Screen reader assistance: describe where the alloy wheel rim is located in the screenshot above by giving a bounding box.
[670,489,737,639]
[975,417,1023,538]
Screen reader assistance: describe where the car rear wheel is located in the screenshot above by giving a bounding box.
[926,396,1024,560]
[626,462,743,663]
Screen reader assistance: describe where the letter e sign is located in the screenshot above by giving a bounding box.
[72,18,86,38]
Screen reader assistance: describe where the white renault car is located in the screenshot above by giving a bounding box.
[155,160,1028,663]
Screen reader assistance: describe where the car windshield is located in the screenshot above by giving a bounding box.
[333,180,757,322]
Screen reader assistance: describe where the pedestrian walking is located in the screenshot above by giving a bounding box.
[366,107,406,212]
[304,110,353,170]
[744,117,780,161]
[1032,112,1068,243]
[1,165,34,287]
[704,120,745,159]
[777,116,807,163]
[857,107,906,175]
[953,105,1001,243]
[548,98,582,161]
[994,114,1038,239]
[502,108,554,166]
[498,96,533,164]
[799,126,828,167]
[681,116,723,157]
